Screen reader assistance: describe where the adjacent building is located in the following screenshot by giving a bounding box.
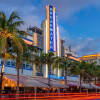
[64,47,79,62]
[79,52,100,65]
[28,27,43,50]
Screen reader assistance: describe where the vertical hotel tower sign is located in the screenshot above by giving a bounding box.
[47,5,57,52]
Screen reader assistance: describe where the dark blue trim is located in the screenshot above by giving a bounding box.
[19,35,33,42]
[20,36,43,50]
[33,46,43,50]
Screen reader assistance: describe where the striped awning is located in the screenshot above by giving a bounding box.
[4,74,66,88]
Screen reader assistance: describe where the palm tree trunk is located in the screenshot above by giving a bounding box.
[57,64,60,77]
[95,76,96,85]
[95,76,97,94]
[16,63,19,94]
[80,74,82,92]
[65,68,67,86]
[0,57,5,93]
[48,65,51,87]
[33,64,37,76]
[48,64,51,94]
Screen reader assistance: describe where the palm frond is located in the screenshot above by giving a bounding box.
[7,33,23,54]
[0,11,7,29]
[11,21,24,27]
[0,11,6,19]
[8,11,21,24]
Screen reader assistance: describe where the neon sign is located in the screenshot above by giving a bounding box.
[49,5,54,51]
[47,5,57,52]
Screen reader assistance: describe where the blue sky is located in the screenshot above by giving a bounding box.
[1,0,100,56]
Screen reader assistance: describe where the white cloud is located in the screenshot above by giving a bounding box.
[42,0,100,20]
[1,0,100,56]
[21,15,41,30]
[57,26,100,56]
[69,37,100,56]
[0,0,42,29]
[1,0,100,27]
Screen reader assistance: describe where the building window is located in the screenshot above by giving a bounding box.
[7,61,11,66]
[11,61,16,67]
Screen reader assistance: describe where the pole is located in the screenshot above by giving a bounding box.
[34,87,37,100]
[87,89,88,95]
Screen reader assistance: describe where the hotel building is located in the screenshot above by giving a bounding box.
[0,5,79,81]
[0,5,64,79]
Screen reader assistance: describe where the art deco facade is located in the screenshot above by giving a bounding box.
[0,5,77,79]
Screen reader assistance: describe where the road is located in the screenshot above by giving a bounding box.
[0,93,100,100]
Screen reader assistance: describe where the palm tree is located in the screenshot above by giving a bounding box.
[0,34,24,94]
[41,52,55,87]
[32,54,42,76]
[53,56,62,77]
[60,56,72,86]
[26,45,42,76]
[0,52,16,92]
[0,11,25,93]
[70,61,88,92]
[12,39,28,94]
[87,62,100,85]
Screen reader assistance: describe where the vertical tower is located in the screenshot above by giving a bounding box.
[42,5,61,78]
[43,5,61,56]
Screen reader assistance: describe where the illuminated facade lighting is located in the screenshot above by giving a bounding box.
[46,5,57,52]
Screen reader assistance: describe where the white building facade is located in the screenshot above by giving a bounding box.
[42,5,61,78]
